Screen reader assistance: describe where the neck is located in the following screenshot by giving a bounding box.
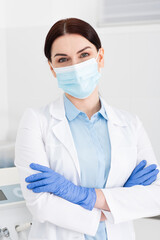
[65,86,101,120]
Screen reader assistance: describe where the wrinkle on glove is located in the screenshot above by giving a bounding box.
[25,163,97,211]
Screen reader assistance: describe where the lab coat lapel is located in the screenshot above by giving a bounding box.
[104,119,121,188]
[50,94,81,180]
[100,97,129,188]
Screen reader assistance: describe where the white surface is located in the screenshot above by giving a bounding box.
[134,218,160,240]
[0,167,19,186]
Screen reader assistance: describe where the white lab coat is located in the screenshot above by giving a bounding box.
[14,93,160,240]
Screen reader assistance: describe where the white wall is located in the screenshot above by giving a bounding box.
[0,1,9,141]
[97,24,160,162]
[1,0,98,140]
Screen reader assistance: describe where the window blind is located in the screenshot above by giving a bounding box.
[98,0,160,26]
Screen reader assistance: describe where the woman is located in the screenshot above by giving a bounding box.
[14,18,160,240]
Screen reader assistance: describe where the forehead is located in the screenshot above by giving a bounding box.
[51,34,96,54]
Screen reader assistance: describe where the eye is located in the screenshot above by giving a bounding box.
[80,52,89,58]
[58,58,68,63]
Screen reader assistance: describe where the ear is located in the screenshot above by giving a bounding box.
[48,60,56,78]
[98,47,104,68]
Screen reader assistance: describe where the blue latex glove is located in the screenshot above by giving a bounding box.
[25,160,159,211]
[123,160,159,187]
[25,163,96,211]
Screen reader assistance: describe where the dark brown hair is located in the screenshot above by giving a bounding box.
[44,18,102,62]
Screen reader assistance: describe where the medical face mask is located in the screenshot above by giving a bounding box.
[52,51,102,99]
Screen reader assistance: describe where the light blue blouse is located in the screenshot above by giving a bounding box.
[63,93,111,240]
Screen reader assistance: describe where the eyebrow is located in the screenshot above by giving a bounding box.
[54,46,91,57]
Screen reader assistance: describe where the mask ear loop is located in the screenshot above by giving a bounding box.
[96,49,102,73]
[50,61,57,78]
[95,49,100,61]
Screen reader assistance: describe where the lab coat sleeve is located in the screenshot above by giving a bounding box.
[101,115,160,224]
[14,108,101,236]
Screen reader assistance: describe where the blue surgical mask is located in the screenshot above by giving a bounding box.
[52,51,101,99]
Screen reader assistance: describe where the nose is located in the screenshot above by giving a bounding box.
[71,57,79,65]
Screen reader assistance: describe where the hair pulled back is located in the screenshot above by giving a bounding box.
[44,18,102,62]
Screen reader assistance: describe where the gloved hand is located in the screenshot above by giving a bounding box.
[25,160,159,211]
[25,163,96,211]
[123,160,159,187]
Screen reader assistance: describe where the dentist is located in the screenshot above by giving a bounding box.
[15,18,160,240]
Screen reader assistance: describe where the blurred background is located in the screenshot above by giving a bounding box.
[0,0,160,238]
